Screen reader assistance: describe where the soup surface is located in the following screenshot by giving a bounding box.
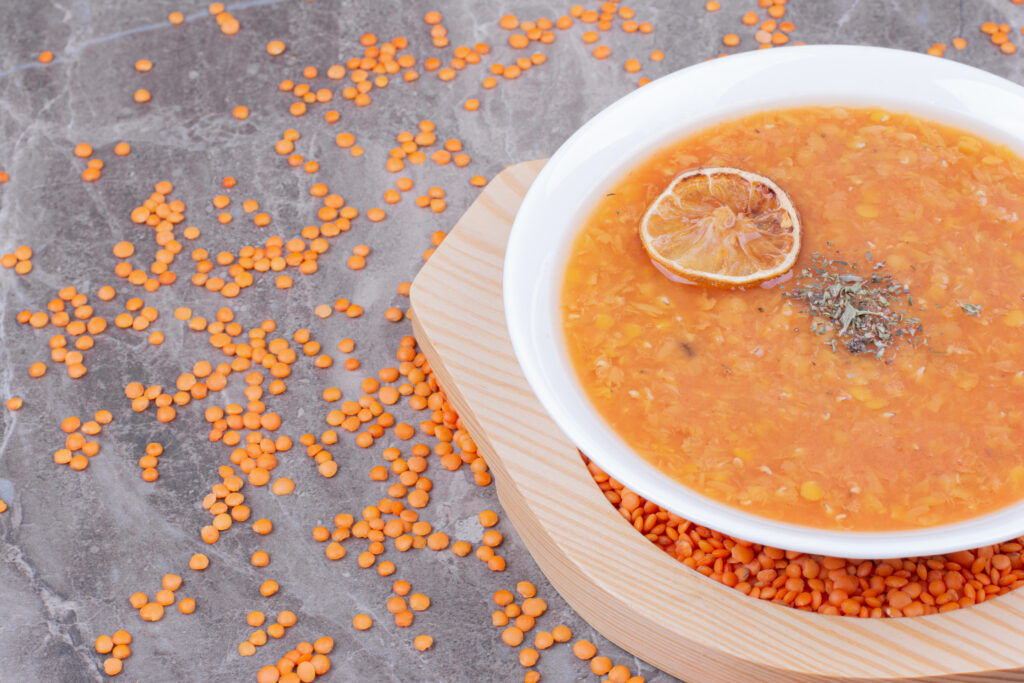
[562,106,1024,531]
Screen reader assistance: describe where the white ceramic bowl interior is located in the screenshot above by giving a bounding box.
[504,45,1024,559]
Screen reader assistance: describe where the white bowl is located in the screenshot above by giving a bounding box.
[504,45,1024,560]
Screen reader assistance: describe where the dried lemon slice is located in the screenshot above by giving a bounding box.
[639,167,801,287]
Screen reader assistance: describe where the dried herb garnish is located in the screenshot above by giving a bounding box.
[783,253,923,359]
[956,300,982,316]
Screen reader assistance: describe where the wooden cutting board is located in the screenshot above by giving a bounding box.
[409,159,1024,682]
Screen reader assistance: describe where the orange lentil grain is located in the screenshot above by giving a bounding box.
[502,626,524,647]
[573,640,597,660]
[591,657,613,676]
[478,510,498,528]
[520,648,539,667]
[139,602,164,622]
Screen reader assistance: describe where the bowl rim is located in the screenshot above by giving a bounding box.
[504,44,1024,559]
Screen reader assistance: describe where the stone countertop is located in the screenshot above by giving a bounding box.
[0,1,1021,681]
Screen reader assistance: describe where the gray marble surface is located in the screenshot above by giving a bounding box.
[1,1,1022,681]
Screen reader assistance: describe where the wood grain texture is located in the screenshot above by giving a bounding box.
[409,160,1024,682]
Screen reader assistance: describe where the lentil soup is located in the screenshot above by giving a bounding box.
[562,106,1024,531]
